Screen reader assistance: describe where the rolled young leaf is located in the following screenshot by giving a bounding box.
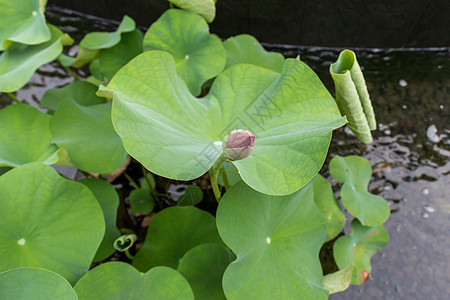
[330,49,376,144]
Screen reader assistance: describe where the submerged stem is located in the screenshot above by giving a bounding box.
[124,172,139,189]
[211,152,227,202]
[141,165,162,209]
[57,57,81,81]
[6,92,20,104]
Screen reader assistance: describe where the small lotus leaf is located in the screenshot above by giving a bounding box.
[71,15,136,68]
[312,174,346,241]
[0,163,105,284]
[0,25,63,92]
[216,181,328,299]
[0,104,58,167]
[40,80,105,112]
[50,100,127,173]
[98,29,143,81]
[322,264,353,294]
[80,178,120,261]
[333,219,389,285]
[223,34,285,72]
[105,51,345,195]
[177,185,203,206]
[74,262,194,300]
[329,155,390,226]
[330,49,376,144]
[143,9,226,95]
[133,206,224,271]
[168,0,216,23]
[177,243,236,300]
[0,0,50,50]
[129,188,154,215]
[0,268,77,299]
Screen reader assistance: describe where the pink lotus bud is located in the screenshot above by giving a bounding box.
[222,129,255,161]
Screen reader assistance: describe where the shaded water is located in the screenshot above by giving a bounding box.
[5,6,449,299]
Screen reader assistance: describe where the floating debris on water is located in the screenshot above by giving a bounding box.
[421,188,430,195]
[426,124,443,143]
[423,205,435,213]
[398,79,408,87]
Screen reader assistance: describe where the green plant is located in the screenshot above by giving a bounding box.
[0,0,390,299]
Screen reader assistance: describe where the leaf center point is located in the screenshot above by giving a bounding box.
[266,237,271,245]
[17,238,26,246]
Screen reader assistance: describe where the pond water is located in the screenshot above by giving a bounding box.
[4,6,449,299]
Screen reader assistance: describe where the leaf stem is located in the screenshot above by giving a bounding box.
[141,165,162,209]
[57,57,81,81]
[6,92,21,104]
[211,152,227,202]
[220,165,231,190]
[124,172,139,189]
[124,249,135,260]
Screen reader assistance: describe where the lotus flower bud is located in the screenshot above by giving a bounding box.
[222,129,255,161]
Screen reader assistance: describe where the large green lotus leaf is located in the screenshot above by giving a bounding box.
[40,80,105,112]
[143,9,225,96]
[0,0,50,50]
[70,15,136,68]
[223,34,285,72]
[322,264,353,294]
[333,219,389,285]
[133,206,224,271]
[50,100,127,173]
[0,25,63,92]
[0,267,77,299]
[0,163,105,284]
[74,262,194,300]
[312,174,346,242]
[329,155,390,226]
[98,29,143,82]
[216,181,329,300]
[177,243,235,300]
[0,104,58,167]
[79,178,120,262]
[330,50,376,144]
[168,0,216,23]
[106,51,345,195]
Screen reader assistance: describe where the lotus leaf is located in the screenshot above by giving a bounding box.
[74,262,194,300]
[143,9,225,95]
[329,155,390,226]
[333,219,389,285]
[312,174,346,241]
[0,267,77,299]
[177,243,235,300]
[105,51,345,195]
[216,181,328,299]
[223,34,285,72]
[0,163,105,284]
[0,0,50,50]
[80,178,120,262]
[50,100,127,173]
[133,206,224,271]
[168,0,216,22]
[0,104,58,167]
[0,25,64,92]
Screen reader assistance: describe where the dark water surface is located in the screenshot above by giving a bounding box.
[6,6,449,299]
